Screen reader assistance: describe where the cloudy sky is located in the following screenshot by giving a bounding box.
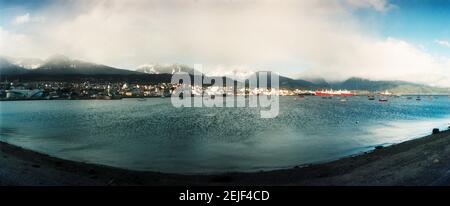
[0,0,449,86]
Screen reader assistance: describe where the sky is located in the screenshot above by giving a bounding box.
[0,0,449,87]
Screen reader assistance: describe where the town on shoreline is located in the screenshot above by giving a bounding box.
[2,80,447,101]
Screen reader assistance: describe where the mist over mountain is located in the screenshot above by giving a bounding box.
[0,56,43,69]
[277,75,318,89]
[33,55,139,75]
[329,77,449,94]
[1,55,448,93]
[0,57,29,75]
[301,77,331,88]
[136,64,199,75]
[329,77,414,91]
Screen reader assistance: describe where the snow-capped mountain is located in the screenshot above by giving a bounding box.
[205,69,256,81]
[0,55,139,75]
[0,57,29,75]
[136,64,257,81]
[30,55,139,75]
[11,57,43,69]
[136,63,198,75]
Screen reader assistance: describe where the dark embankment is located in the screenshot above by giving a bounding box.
[1,129,450,186]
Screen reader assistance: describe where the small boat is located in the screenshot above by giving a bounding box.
[138,98,146,101]
[368,96,375,100]
[406,96,412,100]
[379,97,388,102]
[340,98,348,102]
[416,96,421,101]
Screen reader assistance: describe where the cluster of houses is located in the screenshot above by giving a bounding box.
[0,80,307,100]
[0,81,175,100]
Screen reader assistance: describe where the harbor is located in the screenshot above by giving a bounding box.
[2,96,450,173]
[2,81,448,101]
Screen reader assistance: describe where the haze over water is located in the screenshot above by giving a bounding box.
[1,96,450,173]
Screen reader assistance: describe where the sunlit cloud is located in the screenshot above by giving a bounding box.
[0,0,449,87]
[12,13,45,25]
[13,13,31,24]
[345,0,395,12]
[435,40,450,48]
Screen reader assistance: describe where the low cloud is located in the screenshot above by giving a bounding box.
[12,13,46,25]
[345,0,394,12]
[0,0,449,87]
[13,13,31,24]
[301,37,450,87]
[435,40,450,48]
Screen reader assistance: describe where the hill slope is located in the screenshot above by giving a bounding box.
[32,55,139,75]
[0,57,29,75]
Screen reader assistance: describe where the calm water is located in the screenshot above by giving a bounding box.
[1,96,450,173]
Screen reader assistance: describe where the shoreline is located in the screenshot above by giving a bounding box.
[1,129,450,186]
[2,94,449,101]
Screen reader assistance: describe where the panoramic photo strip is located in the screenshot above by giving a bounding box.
[1,0,450,204]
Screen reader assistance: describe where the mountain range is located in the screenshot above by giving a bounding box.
[1,55,448,93]
[1,55,139,75]
[136,63,198,75]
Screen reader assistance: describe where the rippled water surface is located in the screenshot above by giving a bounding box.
[1,96,450,173]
